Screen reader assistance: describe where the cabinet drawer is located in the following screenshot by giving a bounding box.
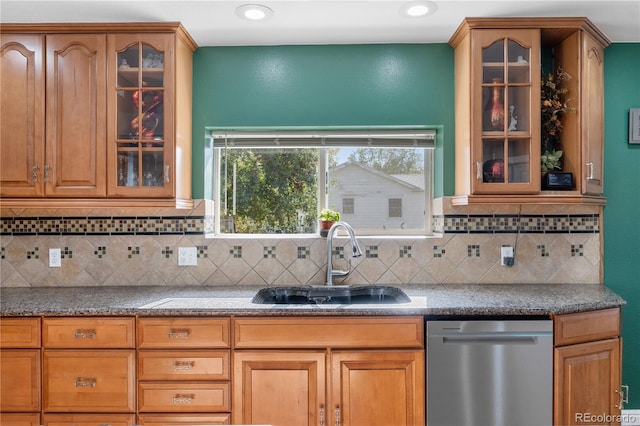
[554,308,620,346]
[234,316,424,348]
[0,413,40,426]
[0,349,40,411]
[43,349,135,412]
[138,350,230,381]
[138,318,230,349]
[0,317,41,348]
[41,413,135,426]
[137,413,231,425]
[138,382,230,413]
[43,317,134,348]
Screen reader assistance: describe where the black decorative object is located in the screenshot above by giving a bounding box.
[542,172,574,190]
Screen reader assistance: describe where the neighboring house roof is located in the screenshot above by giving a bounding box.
[331,161,424,191]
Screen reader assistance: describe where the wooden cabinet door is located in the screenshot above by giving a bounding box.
[331,350,424,426]
[137,413,231,425]
[45,33,106,197]
[41,413,135,426]
[232,351,326,426]
[0,34,45,197]
[42,349,135,412]
[581,31,605,196]
[106,33,175,198]
[554,338,621,425]
[0,349,40,412]
[470,29,541,195]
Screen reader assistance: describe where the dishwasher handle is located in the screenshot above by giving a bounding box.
[441,334,541,344]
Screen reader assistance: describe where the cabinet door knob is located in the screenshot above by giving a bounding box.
[44,164,51,182]
[319,405,325,426]
[335,406,341,426]
[32,166,39,183]
[164,165,170,183]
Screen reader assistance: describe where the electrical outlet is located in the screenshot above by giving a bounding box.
[501,246,514,266]
[49,248,62,268]
[178,247,198,266]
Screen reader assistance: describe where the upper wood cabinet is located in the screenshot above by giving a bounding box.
[1,34,45,197]
[449,18,610,205]
[0,23,196,208]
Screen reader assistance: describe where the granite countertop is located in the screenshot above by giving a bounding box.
[0,283,626,317]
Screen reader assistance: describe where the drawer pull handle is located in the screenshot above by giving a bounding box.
[168,328,191,339]
[75,377,97,387]
[173,360,195,371]
[173,393,195,404]
[75,329,97,339]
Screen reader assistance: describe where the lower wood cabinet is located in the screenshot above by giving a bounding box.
[41,413,135,426]
[42,349,136,412]
[233,350,326,425]
[41,317,136,417]
[0,349,40,412]
[232,316,425,426]
[0,317,41,423]
[136,413,231,425]
[331,350,424,426]
[0,412,41,426]
[553,308,622,426]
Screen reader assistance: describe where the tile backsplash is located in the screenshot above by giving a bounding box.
[0,198,602,287]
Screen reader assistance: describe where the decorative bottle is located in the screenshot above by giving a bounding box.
[490,78,504,130]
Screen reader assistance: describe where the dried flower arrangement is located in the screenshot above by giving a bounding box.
[541,67,575,172]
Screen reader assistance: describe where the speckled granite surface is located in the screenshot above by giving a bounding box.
[0,283,626,317]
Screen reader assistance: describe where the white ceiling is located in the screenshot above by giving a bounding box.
[2,0,639,47]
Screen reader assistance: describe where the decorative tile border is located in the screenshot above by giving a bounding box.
[433,214,599,234]
[0,216,205,236]
[2,213,598,237]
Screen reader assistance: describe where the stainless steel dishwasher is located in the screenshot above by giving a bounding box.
[427,320,553,426]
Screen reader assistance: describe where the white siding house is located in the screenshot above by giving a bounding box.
[328,161,425,231]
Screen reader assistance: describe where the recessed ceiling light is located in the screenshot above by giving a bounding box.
[401,1,438,18]
[236,4,274,21]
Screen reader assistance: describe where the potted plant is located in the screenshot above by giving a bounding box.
[541,149,563,173]
[541,67,574,173]
[318,208,341,231]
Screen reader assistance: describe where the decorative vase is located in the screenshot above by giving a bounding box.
[490,78,504,130]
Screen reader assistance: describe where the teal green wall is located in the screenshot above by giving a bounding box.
[604,43,640,409]
[191,42,639,408]
[191,44,454,198]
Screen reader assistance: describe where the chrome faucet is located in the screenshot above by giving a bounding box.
[326,221,363,286]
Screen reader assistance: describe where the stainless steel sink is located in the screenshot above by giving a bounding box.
[251,285,411,305]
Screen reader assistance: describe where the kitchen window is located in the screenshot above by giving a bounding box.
[208,128,435,236]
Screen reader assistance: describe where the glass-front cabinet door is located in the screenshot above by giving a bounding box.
[472,29,540,194]
[107,34,174,197]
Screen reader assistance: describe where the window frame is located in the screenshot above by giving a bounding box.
[208,127,436,237]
